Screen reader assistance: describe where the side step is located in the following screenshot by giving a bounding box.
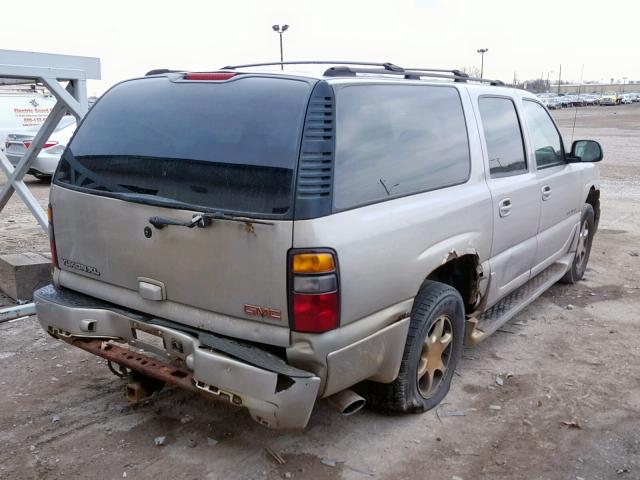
[468,262,568,344]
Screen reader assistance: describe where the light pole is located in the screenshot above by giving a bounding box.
[477,48,488,78]
[272,24,289,70]
[622,77,627,93]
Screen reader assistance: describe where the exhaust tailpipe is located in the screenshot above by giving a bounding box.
[327,389,366,416]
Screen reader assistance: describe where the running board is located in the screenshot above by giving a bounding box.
[468,262,569,345]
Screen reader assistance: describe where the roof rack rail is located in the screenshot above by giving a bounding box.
[222,61,404,71]
[323,65,503,85]
[220,61,504,85]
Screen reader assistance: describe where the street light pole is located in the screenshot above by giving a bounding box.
[477,48,488,78]
[272,24,289,70]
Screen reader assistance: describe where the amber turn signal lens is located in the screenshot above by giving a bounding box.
[292,253,335,273]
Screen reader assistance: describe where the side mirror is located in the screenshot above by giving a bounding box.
[571,140,603,163]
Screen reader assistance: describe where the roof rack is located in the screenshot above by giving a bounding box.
[222,61,405,71]
[220,60,504,85]
[324,66,504,85]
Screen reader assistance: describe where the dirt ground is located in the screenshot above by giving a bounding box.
[1,104,639,480]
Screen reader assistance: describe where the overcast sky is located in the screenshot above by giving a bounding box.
[1,0,637,95]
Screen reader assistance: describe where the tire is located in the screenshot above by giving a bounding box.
[561,204,595,284]
[365,280,465,413]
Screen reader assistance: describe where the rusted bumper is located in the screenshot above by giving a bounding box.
[34,285,321,429]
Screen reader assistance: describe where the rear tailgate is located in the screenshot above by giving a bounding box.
[50,73,316,336]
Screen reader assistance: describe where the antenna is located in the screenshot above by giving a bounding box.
[571,64,585,144]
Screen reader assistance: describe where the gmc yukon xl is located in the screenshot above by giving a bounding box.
[34,62,603,429]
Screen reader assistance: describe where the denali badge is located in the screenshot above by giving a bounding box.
[244,304,281,320]
[61,258,101,277]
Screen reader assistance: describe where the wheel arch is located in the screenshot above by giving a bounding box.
[424,253,482,314]
[585,185,600,230]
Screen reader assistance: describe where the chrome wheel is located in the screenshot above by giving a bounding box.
[575,219,590,269]
[417,315,453,399]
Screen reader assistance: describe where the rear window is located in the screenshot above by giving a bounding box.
[55,76,313,218]
[333,84,470,211]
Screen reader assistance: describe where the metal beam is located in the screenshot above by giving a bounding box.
[0,49,100,81]
[0,303,36,323]
[0,151,49,231]
[41,78,85,120]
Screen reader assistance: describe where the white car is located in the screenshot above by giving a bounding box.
[620,93,633,104]
[5,116,76,179]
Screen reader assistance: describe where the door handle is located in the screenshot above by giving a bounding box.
[498,198,512,217]
[541,185,552,201]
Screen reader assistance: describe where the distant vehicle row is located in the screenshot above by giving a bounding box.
[537,92,640,108]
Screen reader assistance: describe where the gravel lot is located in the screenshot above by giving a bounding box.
[1,104,639,480]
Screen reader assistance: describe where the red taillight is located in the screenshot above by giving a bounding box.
[23,140,58,149]
[184,72,236,81]
[48,205,59,269]
[289,250,340,333]
[292,292,339,333]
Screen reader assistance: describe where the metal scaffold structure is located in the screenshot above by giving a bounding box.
[0,49,101,322]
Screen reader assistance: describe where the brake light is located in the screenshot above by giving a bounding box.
[293,292,339,333]
[23,140,58,149]
[289,250,339,333]
[48,205,59,269]
[184,72,236,81]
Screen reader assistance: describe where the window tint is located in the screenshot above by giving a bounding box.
[478,97,527,177]
[55,76,312,218]
[522,100,564,168]
[333,85,470,210]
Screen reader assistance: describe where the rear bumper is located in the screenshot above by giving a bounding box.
[34,285,320,429]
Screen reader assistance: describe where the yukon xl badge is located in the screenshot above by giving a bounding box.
[61,258,101,277]
[244,304,281,320]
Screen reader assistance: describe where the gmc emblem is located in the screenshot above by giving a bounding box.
[244,304,282,320]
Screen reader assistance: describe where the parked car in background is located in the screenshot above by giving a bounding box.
[547,96,562,109]
[35,63,603,429]
[599,92,618,105]
[4,116,76,179]
[620,93,633,104]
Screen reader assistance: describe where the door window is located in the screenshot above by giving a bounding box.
[478,97,527,177]
[522,100,565,169]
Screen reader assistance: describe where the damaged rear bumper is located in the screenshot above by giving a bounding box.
[34,285,320,429]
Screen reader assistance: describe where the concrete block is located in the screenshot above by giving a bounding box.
[0,252,51,301]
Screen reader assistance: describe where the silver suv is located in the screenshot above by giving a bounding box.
[35,62,603,429]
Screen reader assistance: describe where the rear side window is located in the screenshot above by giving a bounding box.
[522,100,565,169]
[333,85,470,210]
[55,76,312,218]
[478,97,527,177]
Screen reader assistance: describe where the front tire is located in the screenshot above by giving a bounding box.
[562,204,595,284]
[365,281,465,413]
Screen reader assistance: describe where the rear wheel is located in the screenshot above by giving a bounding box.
[365,280,465,412]
[562,204,595,284]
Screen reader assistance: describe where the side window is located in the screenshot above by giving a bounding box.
[522,100,565,169]
[333,85,471,211]
[478,97,527,177]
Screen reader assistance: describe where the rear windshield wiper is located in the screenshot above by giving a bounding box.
[149,212,274,230]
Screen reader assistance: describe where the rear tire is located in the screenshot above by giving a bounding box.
[365,280,465,413]
[561,204,595,284]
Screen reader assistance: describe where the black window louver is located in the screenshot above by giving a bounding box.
[294,81,335,219]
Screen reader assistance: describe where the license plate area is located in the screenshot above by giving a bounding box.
[130,322,168,359]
